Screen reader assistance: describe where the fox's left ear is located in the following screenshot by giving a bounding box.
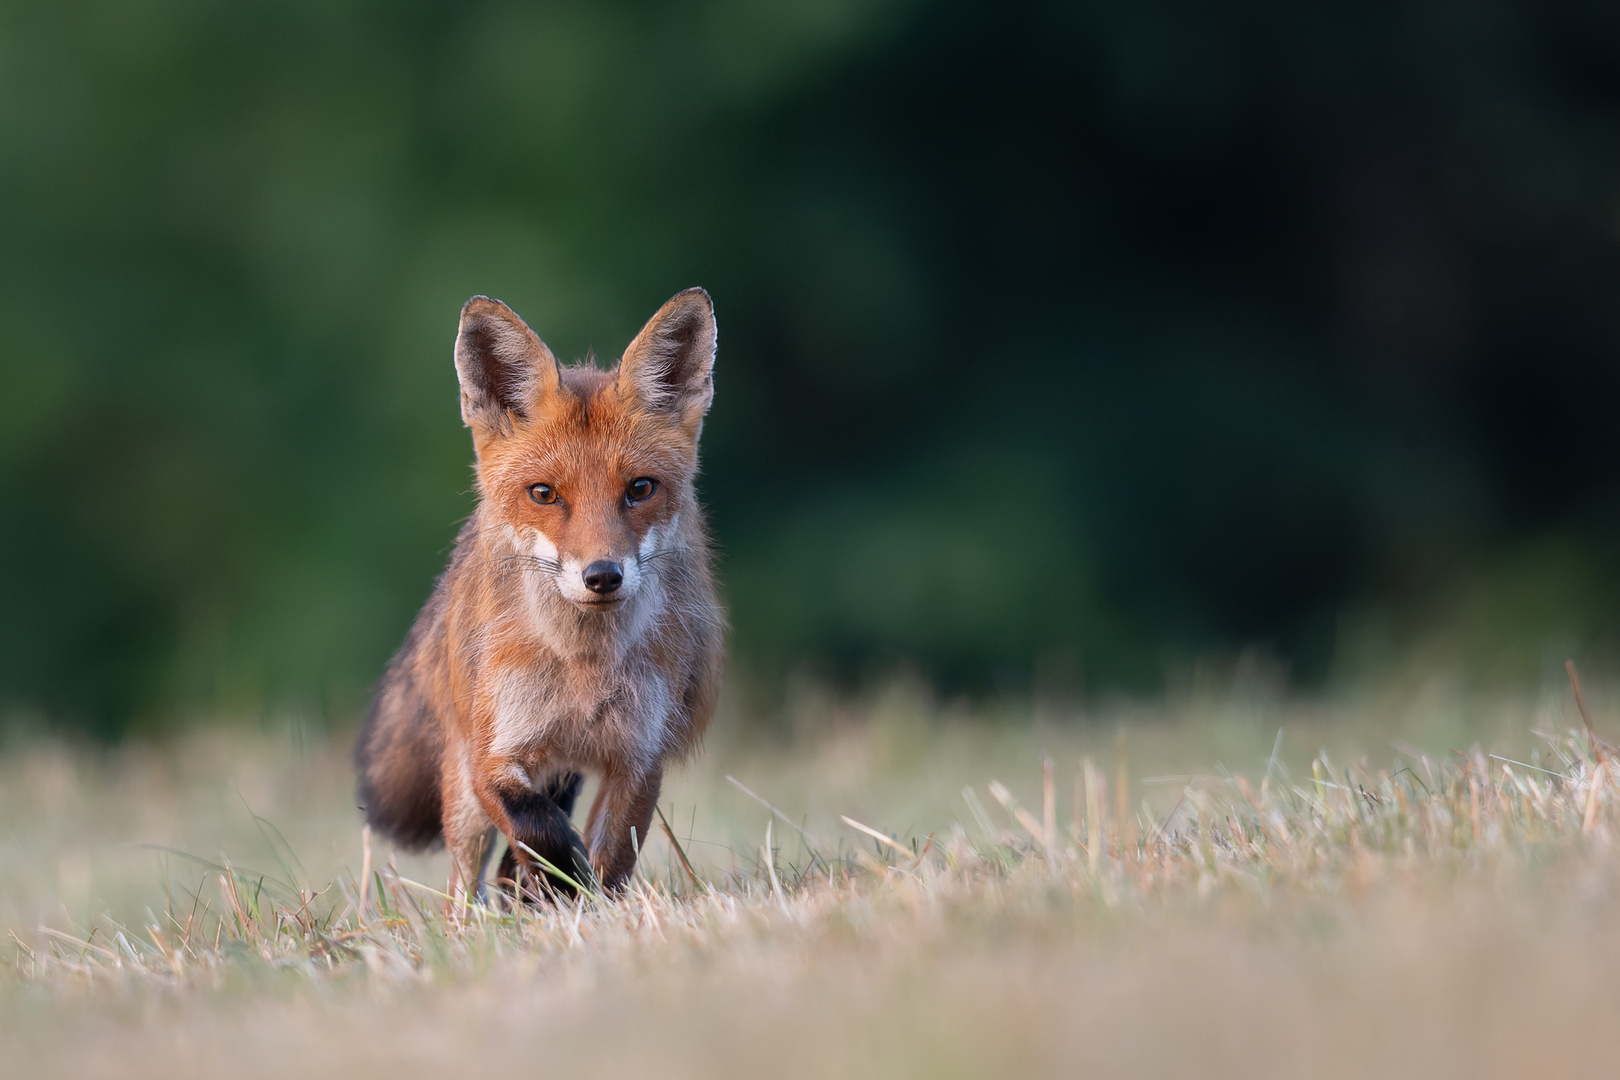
[617,288,716,434]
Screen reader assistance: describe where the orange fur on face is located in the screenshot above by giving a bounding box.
[355,289,725,900]
[478,367,698,608]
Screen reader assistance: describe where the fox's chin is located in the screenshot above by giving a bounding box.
[568,596,626,612]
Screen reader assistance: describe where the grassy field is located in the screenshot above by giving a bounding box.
[6,672,1620,1078]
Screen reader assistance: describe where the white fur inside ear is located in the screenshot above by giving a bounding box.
[620,292,716,416]
[630,343,696,409]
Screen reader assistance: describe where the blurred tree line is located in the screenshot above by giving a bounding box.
[3,0,1620,732]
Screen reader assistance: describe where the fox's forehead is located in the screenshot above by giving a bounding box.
[557,364,616,400]
[479,371,695,486]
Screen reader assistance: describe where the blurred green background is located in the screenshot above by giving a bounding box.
[3,0,1620,733]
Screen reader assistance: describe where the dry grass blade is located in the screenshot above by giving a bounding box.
[1584,761,1606,835]
[654,804,702,889]
[903,833,936,873]
[727,775,829,869]
[1041,755,1057,859]
[1083,757,1104,875]
[762,820,788,912]
[511,840,596,898]
[358,825,373,922]
[1566,659,1618,764]
[987,781,1051,851]
[839,815,912,859]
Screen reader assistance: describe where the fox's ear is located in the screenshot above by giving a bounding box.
[617,288,716,432]
[454,296,560,438]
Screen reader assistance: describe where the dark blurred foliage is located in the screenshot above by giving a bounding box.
[3,0,1620,732]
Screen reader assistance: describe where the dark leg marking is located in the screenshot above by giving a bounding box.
[494,771,587,901]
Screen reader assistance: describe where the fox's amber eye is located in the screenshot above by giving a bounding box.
[627,477,657,503]
[528,483,558,505]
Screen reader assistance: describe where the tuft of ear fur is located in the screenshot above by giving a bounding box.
[454,296,560,438]
[617,288,716,432]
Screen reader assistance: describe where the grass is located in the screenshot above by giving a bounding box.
[7,672,1620,1077]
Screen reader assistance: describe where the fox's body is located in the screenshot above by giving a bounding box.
[356,289,724,897]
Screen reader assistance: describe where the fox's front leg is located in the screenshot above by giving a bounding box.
[584,766,663,892]
[441,750,497,902]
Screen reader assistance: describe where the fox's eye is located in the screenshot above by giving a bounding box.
[626,478,657,503]
[528,483,558,505]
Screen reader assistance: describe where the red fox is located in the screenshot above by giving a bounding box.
[355,289,725,898]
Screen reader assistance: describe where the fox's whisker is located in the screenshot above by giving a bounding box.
[495,553,562,569]
[493,555,564,577]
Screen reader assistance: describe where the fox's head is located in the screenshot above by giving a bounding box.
[453,288,716,612]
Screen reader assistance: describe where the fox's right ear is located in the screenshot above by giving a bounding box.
[454,296,560,439]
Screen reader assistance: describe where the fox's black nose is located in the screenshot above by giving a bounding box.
[583,560,624,595]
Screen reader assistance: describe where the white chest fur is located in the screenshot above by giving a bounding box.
[486,650,674,776]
